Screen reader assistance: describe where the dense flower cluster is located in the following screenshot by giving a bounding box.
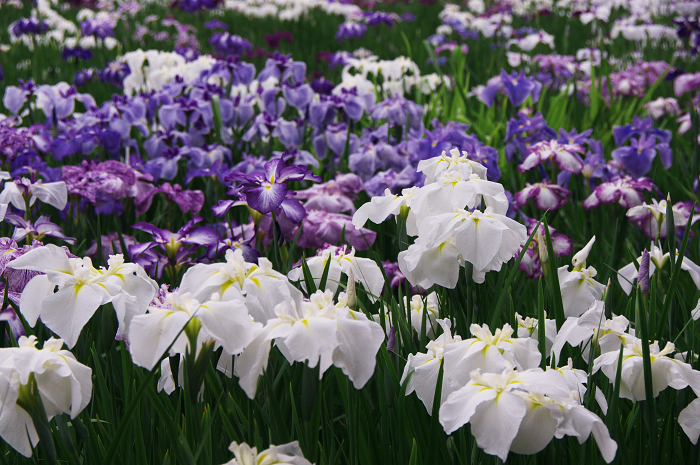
[2,0,700,462]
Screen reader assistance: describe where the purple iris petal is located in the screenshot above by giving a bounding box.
[246,183,288,214]
[278,198,306,223]
[283,83,313,110]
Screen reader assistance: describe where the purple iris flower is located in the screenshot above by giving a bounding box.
[130,217,218,279]
[74,69,95,87]
[226,158,321,216]
[514,181,571,211]
[310,77,334,95]
[62,47,93,62]
[204,19,228,30]
[364,166,420,197]
[175,46,200,62]
[364,11,398,27]
[3,79,36,115]
[327,51,352,70]
[209,33,252,57]
[271,147,317,168]
[0,238,45,294]
[135,182,204,216]
[518,139,585,174]
[612,116,672,146]
[178,0,218,12]
[205,222,259,262]
[480,70,543,107]
[100,61,131,88]
[408,129,452,164]
[0,121,39,163]
[265,31,293,49]
[335,22,367,42]
[4,214,75,244]
[282,82,314,110]
[582,175,654,210]
[130,216,220,259]
[371,96,423,128]
[295,173,363,214]
[10,18,48,37]
[504,111,557,162]
[324,122,352,156]
[382,260,408,290]
[296,210,376,250]
[611,133,672,178]
[674,72,700,97]
[517,218,572,280]
[80,18,115,39]
[257,52,306,85]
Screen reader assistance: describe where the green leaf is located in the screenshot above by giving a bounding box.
[543,216,565,328]
[490,216,542,329]
[538,278,547,369]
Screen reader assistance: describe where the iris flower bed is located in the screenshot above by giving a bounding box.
[1,0,700,463]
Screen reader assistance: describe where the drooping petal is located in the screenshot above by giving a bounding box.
[8,243,72,274]
[439,383,497,435]
[509,399,559,455]
[128,310,191,370]
[332,314,385,389]
[198,299,263,356]
[17,274,54,327]
[679,398,700,445]
[233,327,273,399]
[469,390,526,461]
[40,284,106,348]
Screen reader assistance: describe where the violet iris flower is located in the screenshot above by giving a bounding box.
[3,214,75,244]
[517,218,572,280]
[371,96,423,128]
[100,62,131,88]
[74,69,95,87]
[0,238,45,294]
[582,175,654,210]
[518,139,585,174]
[336,22,367,42]
[613,116,672,146]
[265,31,293,49]
[480,70,543,107]
[204,19,228,30]
[226,158,321,217]
[295,173,363,214]
[504,111,557,162]
[129,216,220,280]
[209,33,252,57]
[10,18,48,37]
[130,216,220,259]
[3,78,36,115]
[365,11,399,27]
[80,18,116,39]
[611,133,672,178]
[310,77,334,95]
[134,182,204,216]
[62,47,93,62]
[514,181,571,210]
[296,210,376,250]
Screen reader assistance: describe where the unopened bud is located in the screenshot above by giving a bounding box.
[346,267,357,309]
[536,228,548,265]
[638,249,650,294]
